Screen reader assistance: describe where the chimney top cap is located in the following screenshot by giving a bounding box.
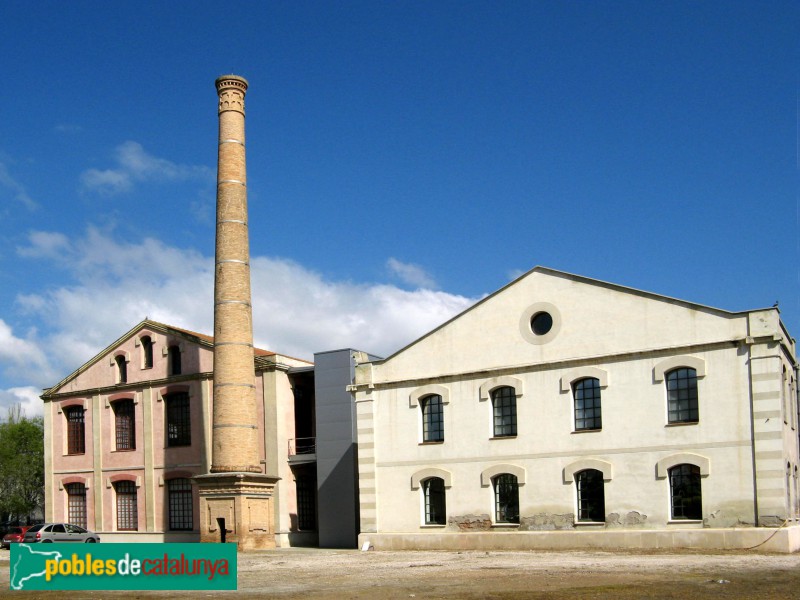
[215,74,249,92]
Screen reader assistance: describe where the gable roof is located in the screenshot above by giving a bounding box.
[373,265,781,365]
[41,319,309,398]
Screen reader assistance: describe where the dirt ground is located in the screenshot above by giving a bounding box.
[2,547,799,599]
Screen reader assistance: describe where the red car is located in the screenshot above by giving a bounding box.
[1,526,31,549]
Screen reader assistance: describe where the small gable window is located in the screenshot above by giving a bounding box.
[141,336,153,369]
[115,355,127,384]
[168,345,182,376]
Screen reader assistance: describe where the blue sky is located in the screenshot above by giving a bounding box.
[0,1,797,416]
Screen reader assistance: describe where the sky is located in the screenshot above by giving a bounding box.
[0,1,797,418]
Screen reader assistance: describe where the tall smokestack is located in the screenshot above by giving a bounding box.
[196,75,278,550]
[210,74,260,474]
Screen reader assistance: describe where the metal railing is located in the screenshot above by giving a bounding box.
[288,437,316,456]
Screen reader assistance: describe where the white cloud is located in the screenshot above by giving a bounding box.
[0,319,54,388]
[386,257,438,289]
[0,387,43,419]
[7,229,476,390]
[54,123,83,134]
[0,162,37,209]
[81,141,212,195]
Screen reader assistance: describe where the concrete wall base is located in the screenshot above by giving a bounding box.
[359,526,800,553]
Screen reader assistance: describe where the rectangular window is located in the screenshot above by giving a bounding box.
[296,474,317,531]
[168,478,193,531]
[421,395,444,442]
[166,392,191,447]
[113,399,136,450]
[115,480,138,531]
[574,378,602,431]
[66,483,87,529]
[492,387,517,437]
[667,368,699,423]
[66,406,85,455]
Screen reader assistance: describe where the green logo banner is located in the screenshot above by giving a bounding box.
[10,543,237,590]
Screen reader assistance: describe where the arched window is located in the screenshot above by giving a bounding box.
[493,473,519,523]
[669,464,701,520]
[421,395,444,442]
[423,477,446,525]
[114,480,138,531]
[167,478,193,531]
[666,368,698,424]
[115,355,127,384]
[168,345,182,376]
[576,469,605,522]
[573,377,602,431]
[113,399,135,451]
[492,386,517,437]
[141,336,153,369]
[65,406,85,455]
[65,483,87,528]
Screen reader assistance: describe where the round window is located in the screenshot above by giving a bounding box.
[530,311,553,336]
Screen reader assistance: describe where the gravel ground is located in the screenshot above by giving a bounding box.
[2,547,799,599]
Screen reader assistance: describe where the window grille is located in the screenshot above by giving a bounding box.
[166,392,191,446]
[66,483,87,528]
[667,368,698,423]
[492,387,517,437]
[423,477,446,525]
[114,399,135,450]
[168,478,193,531]
[115,480,138,531]
[421,395,444,442]
[66,406,85,455]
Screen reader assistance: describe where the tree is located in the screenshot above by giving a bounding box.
[0,404,44,523]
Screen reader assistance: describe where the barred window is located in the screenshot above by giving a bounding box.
[421,395,444,442]
[141,336,153,369]
[169,345,182,376]
[168,478,193,531]
[667,368,698,423]
[576,469,605,522]
[423,477,446,525]
[65,483,87,529]
[115,480,138,531]
[669,464,702,520]
[116,355,127,384]
[166,392,191,447]
[492,386,517,437]
[113,399,135,451]
[574,378,602,431]
[493,473,519,523]
[296,474,317,531]
[65,406,85,455]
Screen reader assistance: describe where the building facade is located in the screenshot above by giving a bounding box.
[352,267,800,551]
[41,320,363,546]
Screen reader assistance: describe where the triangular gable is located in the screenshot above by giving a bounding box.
[41,319,291,398]
[369,266,774,383]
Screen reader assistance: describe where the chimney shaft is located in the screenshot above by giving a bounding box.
[211,75,260,474]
